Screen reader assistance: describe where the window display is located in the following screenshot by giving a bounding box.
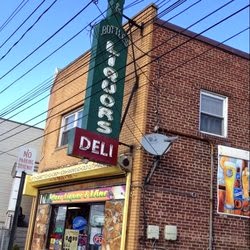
[47,203,104,250]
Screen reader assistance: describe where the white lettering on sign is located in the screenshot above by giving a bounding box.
[79,136,113,157]
[101,25,129,47]
[97,41,120,135]
[97,121,112,134]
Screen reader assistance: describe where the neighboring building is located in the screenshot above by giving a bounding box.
[0,118,43,247]
[24,4,249,250]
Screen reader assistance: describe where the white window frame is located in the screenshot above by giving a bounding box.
[58,108,83,147]
[199,90,228,137]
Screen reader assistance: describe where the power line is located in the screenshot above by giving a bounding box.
[0,0,47,50]
[0,0,141,116]
[0,22,248,153]
[0,0,246,132]
[0,0,192,136]
[0,1,247,136]
[0,0,235,114]
[0,0,94,92]
[0,0,201,117]
[0,0,29,33]
[0,1,156,116]
[0,5,110,117]
[0,0,58,61]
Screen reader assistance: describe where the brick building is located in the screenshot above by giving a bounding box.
[24,4,249,250]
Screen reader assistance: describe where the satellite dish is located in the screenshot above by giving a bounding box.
[141,133,178,156]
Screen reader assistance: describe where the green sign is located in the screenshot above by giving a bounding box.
[82,0,128,139]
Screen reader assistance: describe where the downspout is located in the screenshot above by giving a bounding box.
[121,172,131,250]
[208,142,214,250]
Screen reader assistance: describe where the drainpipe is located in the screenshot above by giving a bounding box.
[208,142,214,250]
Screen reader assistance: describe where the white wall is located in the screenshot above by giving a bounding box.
[0,118,43,226]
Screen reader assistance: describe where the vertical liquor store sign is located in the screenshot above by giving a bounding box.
[68,0,128,165]
[82,0,128,139]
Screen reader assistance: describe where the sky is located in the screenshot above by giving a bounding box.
[0,0,249,130]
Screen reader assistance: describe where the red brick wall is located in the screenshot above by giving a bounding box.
[137,22,249,250]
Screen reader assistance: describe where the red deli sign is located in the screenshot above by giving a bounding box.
[67,127,118,165]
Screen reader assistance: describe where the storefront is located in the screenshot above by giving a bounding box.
[23,162,130,250]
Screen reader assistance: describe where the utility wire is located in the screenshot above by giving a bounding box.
[0,0,198,120]
[0,1,245,137]
[0,2,155,116]
[0,2,247,133]
[0,0,29,33]
[158,0,188,19]
[0,0,47,50]
[0,0,246,135]
[0,0,193,94]
[0,0,193,137]
[0,0,94,92]
[0,0,58,61]
[0,23,248,152]
[0,4,109,117]
[0,0,232,115]
[0,0,200,118]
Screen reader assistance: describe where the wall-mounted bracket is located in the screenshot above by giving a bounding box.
[122,13,144,35]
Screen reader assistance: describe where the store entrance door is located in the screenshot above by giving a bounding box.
[47,203,104,250]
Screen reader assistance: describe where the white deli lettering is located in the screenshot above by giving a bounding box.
[79,136,113,157]
[97,41,119,135]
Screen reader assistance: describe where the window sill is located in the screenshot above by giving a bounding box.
[55,144,68,151]
[200,130,227,138]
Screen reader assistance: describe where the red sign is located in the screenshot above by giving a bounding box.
[68,127,118,165]
[93,234,103,246]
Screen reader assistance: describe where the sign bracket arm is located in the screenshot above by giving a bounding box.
[122,13,144,35]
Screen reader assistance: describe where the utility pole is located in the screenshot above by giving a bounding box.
[8,171,26,250]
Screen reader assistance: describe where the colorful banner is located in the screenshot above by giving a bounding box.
[217,145,249,217]
[40,185,126,204]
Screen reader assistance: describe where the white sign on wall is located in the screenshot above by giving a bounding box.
[16,147,36,174]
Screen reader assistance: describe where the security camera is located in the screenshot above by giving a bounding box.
[118,154,132,172]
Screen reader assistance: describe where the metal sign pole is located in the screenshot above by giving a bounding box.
[8,171,26,250]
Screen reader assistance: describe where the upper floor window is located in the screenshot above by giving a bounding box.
[200,91,228,137]
[59,108,83,146]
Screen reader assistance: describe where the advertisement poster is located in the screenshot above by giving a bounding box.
[217,145,249,217]
[63,229,79,250]
[49,238,62,250]
[89,227,102,245]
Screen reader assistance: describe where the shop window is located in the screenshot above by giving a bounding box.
[47,206,67,248]
[46,203,105,250]
[200,91,228,137]
[59,108,83,146]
